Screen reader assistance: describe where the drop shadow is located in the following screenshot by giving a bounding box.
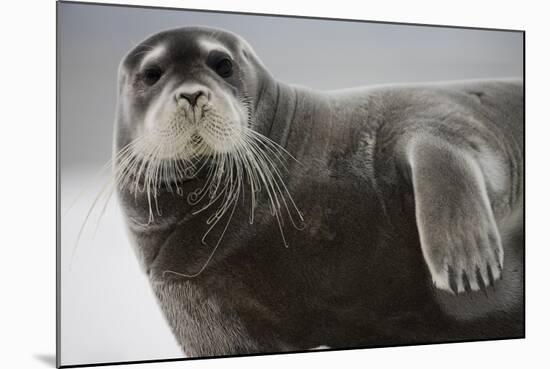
[34,353,56,367]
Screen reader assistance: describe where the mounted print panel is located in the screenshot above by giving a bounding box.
[57,1,524,367]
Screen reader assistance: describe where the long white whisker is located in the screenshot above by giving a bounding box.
[244,134,304,228]
[70,134,150,266]
[162,183,239,279]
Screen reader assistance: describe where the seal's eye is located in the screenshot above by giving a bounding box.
[143,66,163,86]
[215,58,233,78]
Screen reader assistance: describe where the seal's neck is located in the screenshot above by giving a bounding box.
[253,79,301,148]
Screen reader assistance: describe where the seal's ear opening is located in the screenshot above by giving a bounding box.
[241,48,249,60]
[237,37,271,75]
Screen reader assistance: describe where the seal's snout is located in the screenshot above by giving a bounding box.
[174,85,211,107]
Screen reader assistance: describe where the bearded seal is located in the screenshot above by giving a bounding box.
[114,27,524,357]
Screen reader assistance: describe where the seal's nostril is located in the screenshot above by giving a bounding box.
[176,90,205,106]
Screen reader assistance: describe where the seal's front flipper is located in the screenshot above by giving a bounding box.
[407,137,503,294]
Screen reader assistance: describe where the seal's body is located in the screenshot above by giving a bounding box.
[114,27,523,356]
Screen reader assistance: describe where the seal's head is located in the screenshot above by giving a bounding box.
[115,27,271,163]
[113,27,302,270]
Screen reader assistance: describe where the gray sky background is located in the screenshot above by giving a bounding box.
[58,2,523,366]
[59,2,523,170]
